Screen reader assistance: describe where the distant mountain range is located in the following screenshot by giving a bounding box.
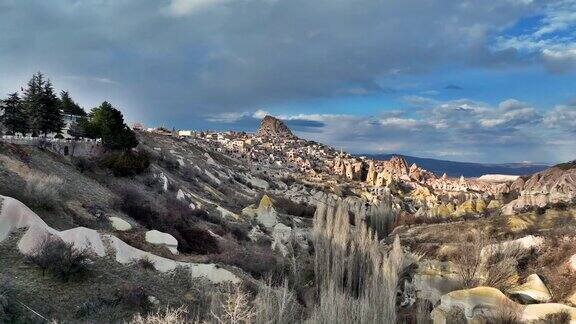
[364,154,550,178]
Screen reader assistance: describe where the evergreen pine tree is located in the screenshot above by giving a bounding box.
[23,72,45,137]
[22,73,64,137]
[41,80,65,137]
[59,90,86,116]
[0,92,28,135]
[87,101,138,150]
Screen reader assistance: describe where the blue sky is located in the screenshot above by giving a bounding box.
[1,0,575,163]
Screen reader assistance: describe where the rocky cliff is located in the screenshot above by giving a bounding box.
[256,115,295,138]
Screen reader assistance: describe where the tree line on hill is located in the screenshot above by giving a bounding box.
[0,72,137,150]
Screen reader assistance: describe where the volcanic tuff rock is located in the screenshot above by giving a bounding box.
[503,162,576,214]
[256,115,295,138]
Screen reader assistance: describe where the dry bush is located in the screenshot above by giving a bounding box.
[130,306,188,324]
[0,280,16,323]
[527,236,576,301]
[539,310,571,324]
[483,242,526,291]
[273,196,316,218]
[168,266,212,320]
[451,233,524,291]
[483,297,523,324]
[253,279,302,324]
[453,234,485,288]
[115,185,220,255]
[116,283,150,310]
[27,235,94,282]
[214,241,283,279]
[132,256,156,271]
[210,285,256,324]
[24,173,64,210]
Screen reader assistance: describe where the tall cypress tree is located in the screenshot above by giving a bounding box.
[1,92,28,135]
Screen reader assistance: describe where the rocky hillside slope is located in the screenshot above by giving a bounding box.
[504,161,576,214]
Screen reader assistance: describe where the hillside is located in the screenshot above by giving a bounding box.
[1,125,576,323]
[365,153,549,177]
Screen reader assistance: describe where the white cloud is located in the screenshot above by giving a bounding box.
[163,0,230,16]
[495,1,576,71]
[252,109,270,119]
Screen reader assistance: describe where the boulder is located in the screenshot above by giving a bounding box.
[431,286,513,322]
[432,286,576,323]
[145,230,179,255]
[508,274,551,304]
[109,217,132,231]
[242,194,278,228]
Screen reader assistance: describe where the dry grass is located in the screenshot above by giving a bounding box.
[130,306,188,324]
[311,197,408,324]
[253,279,302,324]
[24,173,65,210]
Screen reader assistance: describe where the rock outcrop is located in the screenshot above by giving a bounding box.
[508,274,552,304]
[256,115,294,138]
[0,195,238,283]
[145,230,179,254]
[432,286,576,323]
[504,162,576,214]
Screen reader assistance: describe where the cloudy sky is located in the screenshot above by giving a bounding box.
[1,0,575,163]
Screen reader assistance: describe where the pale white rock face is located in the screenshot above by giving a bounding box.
[568,254,576,272]
[159,172,169,192]
[508,274,551,304]
[0,195,239,283]
[478,174,520,182]
[432,286,576,323]
[109,217,132,231]
[145,230,179,254]
[176,189,186,201]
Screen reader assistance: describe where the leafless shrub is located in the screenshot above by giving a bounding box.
[130,306,188,324]
[169,266,212,320]
[453,234,525,290]
[27,235,94,281]
[210,284,256,324]
[453,234,485,288]
[24,173,64,210]
[483,242,526,291]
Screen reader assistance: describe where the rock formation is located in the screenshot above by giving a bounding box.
[256,115,295,138]
[508,274,552,304]
[504,162,576,214]
[0,195,238,283]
